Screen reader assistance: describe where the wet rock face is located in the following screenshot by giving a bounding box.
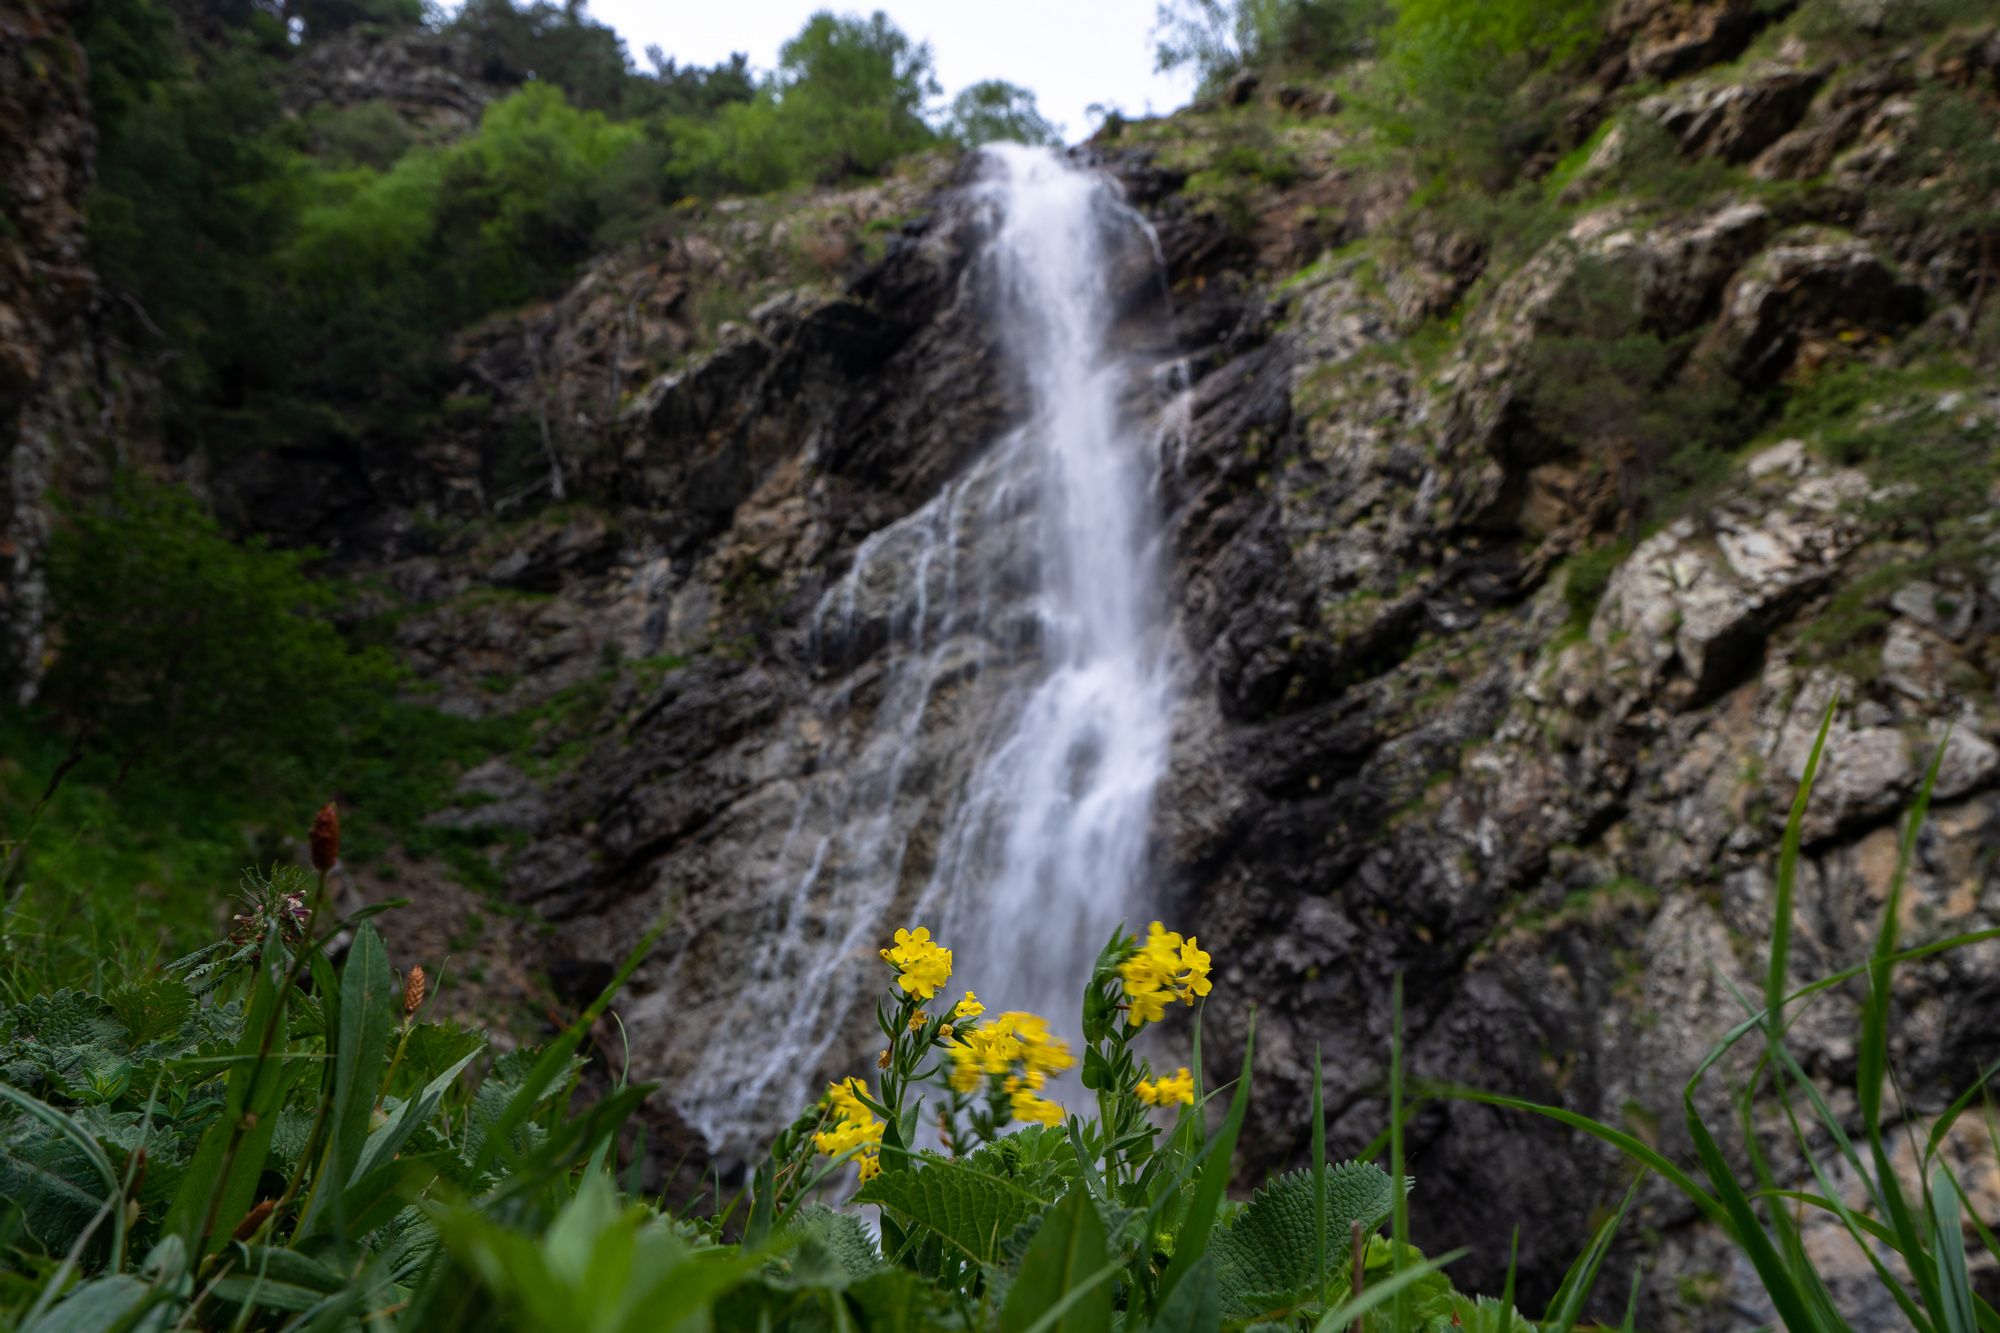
[0,0,102,698]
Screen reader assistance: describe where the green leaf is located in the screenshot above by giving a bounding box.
[351,1043,482,1184]
[303,920,394,1238]
[1309,1249,1467,1333]
[212,1245,346,1312]
[1153,1252,1222,1333]
[164,931,294,1258]
[472,919,665,1175]
[1212,1162,1398,1318]
[1768,698,1834,1034]
[0,1085,121,1256]
[1933,1168,1978,1333]
[1158,1012,1255,1311]
[20,1274,158,1333]
[784,1203,880,1282]
[854,1156,1053,1266]
[104,977,194,1049]
[1000,1187,1111,1333]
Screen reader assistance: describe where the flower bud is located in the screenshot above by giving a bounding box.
[309,803,340,872]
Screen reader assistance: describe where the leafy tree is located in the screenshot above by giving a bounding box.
[448,0,636,113]
[1154,0,1387,90]
[663,9,940,196]
[38,481,393,785]
[1365,0,1606,192]
[943,79,1062,147]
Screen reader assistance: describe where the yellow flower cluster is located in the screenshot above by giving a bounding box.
[1136,1066,1196,1107]
[880,926,952,1000]
[1006,1077,1065,1125]
[946,1010,1076,1098]
[814,1077,885,1182]
[1117,922,1212,1027]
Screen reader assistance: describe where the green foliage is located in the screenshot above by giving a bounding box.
[1518,255,1759,530]
[1211,1162,1396,1318]
[1562,542,1630,631]
[945,80,1063,148]
[79,0,943,456]
[1773,352,1998,676]
[1451,717,2000,1333]
[662,10,940,196]
[1363,0,1608,193]
[38,481,393,784]
[1154,0,1388,91]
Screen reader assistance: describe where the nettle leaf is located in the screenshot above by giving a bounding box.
[4,991,133,1098]
[105,976,195,1048]
[0,1112,121,1254]
[398,1020,488,1094]
[1213,1161,1400,1319]
[855,1155,1055,1265]
[784,1203,881,1283]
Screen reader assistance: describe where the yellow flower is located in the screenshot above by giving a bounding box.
[883,926,952,1000]
[1010,1086,1064,1126]
[953,991,984,1020]
[877,1048,893,1070]
[824,1077,869,1122]
[1177,937,1212,999]
[815,1077,887,1181]
[909,1010,929,1032]
[1136,1066,1196,1107]
[938,1023,955,1040]
[992,1011,1076,1076]
[1118,922,1214,1027]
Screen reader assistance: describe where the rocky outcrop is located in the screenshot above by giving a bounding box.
[282,24,491,138]
[0,0,96,699]
[299,20,2000,1322]
[5,0,1995,1324]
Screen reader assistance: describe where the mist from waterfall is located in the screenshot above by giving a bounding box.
[672,144,1180,1150]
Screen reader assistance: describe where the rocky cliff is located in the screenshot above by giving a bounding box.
[6,3,2000,1326]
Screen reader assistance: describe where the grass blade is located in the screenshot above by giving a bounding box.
[1769,698,1836,1036]
[1157,1010,1254,1311]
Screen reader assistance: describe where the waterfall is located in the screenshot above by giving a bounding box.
[671,144,1180,1150]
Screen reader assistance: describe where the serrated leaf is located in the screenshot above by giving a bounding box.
[105,977,195,1048]
[0,1116,111,1255]
[784,1203,880,1282]
[1213,1162,1398,1319]
[1154,1252,1222,1333]
[854,1156,1054,1265]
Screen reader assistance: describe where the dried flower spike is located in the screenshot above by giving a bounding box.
[309,803,340,872]
[232,1198,276,1242]
[403,965,427,1019]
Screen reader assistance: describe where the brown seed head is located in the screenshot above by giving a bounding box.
[403,965,427,1019]
[309,803,340,872]
[232,1198,276,1242]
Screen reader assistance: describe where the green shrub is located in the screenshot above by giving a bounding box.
[37,482,393,787]
[1154,0,1390,92]
[943,80,1062,147]
[1364,0,1608,193]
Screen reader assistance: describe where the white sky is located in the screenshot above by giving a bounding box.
[580,0,1200,142]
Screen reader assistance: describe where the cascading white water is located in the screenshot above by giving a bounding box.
[672,144,1179,1148]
